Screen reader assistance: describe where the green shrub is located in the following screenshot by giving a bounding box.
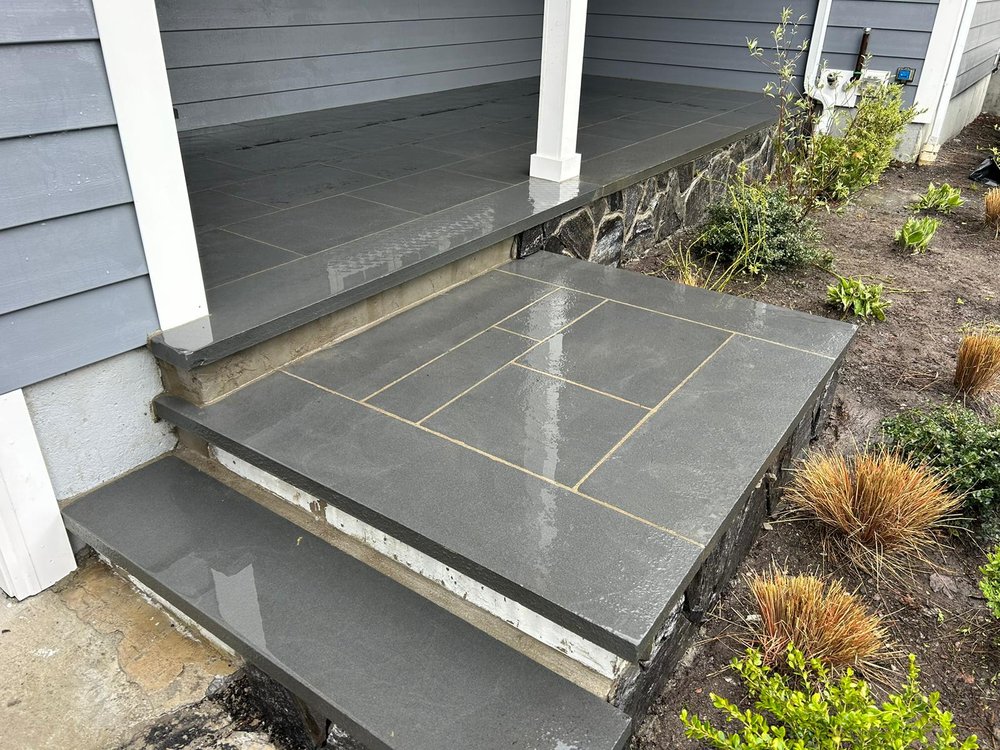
[982,546,1000,620]
[826,276,891,321]
[882,405,1000,540]
[809,83,918,202]
[896,216,940,253]
[913,182,965,214]
[698,178,820,274]
[680,646,978,749]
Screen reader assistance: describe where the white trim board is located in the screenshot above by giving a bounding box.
[92,0,209,333]
[0,390,76,600]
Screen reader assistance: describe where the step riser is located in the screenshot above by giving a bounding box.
[213,445,629,681]
[157,238,513,405]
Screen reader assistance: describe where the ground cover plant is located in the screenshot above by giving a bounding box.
[747,569,886,668]
[896,216,940,253]
[680,647,978,750]
[882,405,1000,542]
[913,182,965,214]
[982,547,1000,620]
[955,323,1000,396]
[825,275,891,320]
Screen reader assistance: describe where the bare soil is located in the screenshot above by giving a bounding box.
[629,115,1000,749]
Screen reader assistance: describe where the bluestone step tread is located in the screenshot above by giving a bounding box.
[63,457,631,750]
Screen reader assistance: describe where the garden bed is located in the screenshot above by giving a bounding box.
[629,114,1000,748]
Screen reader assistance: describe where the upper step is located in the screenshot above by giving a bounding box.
[63,456,631,750]
[155,252,855,663]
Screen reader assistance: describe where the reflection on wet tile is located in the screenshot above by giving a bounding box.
[518,301,730,406]
[217,164,380,208]
[369,329,533,422]
[426,364,645,486]
[331,144,461,180]
[500,287,603,340]
[349,169,507,215]
[197,229,299,288]
[204,138,349,173]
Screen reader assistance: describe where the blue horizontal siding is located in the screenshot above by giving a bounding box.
[954,0,1000,97]
[0,0,158,392]
[155,0,546,129]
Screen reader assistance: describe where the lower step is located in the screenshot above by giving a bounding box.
[63,456,631,750]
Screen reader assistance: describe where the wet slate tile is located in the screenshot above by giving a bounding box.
[581,336,835,546]
[189,190,275,232]
[287,270,553,400]
[330,144,461,180]
[510,251,857,358]
[216,164,380,208]
[226,195,418,255]
[156,375,702,660]
[426,364,646,486]
[181,157,259,192]
[499,287,604,340]
[419,126,534,157]
[624,104,714,128]
[519,301,730,407]
[64,457,631,750]
[576,132,628,159]
[490,117,539,138]
[312,123,422,153]
[447,145,534,185]
[578,96,658,125]
[196,229,299,288]
[580,117,677,144]
[205,138,350,173]
[369,329,533,422]
[349,168,507,215]
[391,108,497,137]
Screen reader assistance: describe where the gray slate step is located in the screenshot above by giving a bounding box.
[63,457,631,750]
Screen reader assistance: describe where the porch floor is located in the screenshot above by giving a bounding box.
[154,251,855,661]
[153,76,774,368]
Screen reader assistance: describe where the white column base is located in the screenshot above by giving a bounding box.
[530,152,582,182]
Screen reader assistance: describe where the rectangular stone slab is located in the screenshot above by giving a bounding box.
[64,457,631,750]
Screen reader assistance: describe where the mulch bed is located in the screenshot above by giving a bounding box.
[628,114,1000,749]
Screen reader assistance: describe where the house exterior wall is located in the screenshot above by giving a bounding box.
[954,0,1000,97]
[822,0,940,107]
[154,0,546,130]
[0,0,159,395]
[582,0,817,93]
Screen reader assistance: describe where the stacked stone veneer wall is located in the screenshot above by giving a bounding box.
[516,127,773,266]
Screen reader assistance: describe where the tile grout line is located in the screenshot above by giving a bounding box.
[509,362,652,410]
[491,325,541,342]
[572,334,736,492]
[279,368,703,548]
[495,267,838,361]
[359,287,562,403]
[416,299,610,426]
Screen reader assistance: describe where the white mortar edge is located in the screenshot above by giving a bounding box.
[212,446,630,680]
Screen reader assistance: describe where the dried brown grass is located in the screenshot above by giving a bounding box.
[785,448,960,573]
[747,568,888,669]
[985,187,1000,233]
[955,325,1000,396]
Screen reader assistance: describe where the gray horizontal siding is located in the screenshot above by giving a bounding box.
[824,0,940,106]
[0,277,158,394]
[954,0,1000,96]
[583,1,817,93]
[155,0,545,129]
[1,0,158,392]
[0,41,116,139]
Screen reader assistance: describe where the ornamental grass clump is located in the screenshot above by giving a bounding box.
[786,448,960,572]
[985,187,1000,233]
[955,323,1000,397]
[680,647,979,750]
[747,569,887,669]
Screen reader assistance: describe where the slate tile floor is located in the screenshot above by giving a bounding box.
[157,76,775,368]
[156,252,855,660]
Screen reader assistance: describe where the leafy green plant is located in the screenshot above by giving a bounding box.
[698,172,820,275]
[982,546,1000,620]
[913,182,965,213]
[896,216,940,253]
[680,646,978,749]
[826,275,891,320]
[882,405,1000,541]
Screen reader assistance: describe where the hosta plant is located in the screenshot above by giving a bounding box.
[913,182,965,213]
[826,275,890,321]
[895,216,940,253]
[680,646,978,749]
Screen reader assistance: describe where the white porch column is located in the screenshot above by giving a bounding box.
[0,390,76,600]
[530,0,589,182]
[92,0,208,331]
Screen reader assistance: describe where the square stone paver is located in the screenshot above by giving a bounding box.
[425,364,646,486]
[518,300,731,407]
